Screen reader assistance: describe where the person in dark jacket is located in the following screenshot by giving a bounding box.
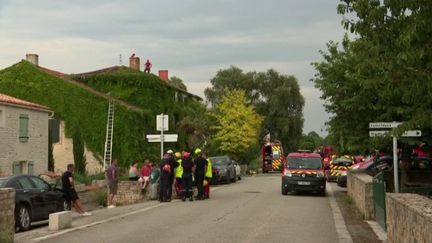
[193,148,208,200]
[159,154,172,202]
[166,150,179,199]
[181,151,195,201]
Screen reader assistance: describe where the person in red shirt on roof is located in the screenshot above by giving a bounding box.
[144,59,152,73]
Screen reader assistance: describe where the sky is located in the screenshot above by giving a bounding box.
[0,0,347,136]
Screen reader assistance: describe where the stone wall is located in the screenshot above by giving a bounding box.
[0,104,49,176]
[110,181,145,206]
[347,172,374,219]
[0,188,15,243]
[386,193,432,243]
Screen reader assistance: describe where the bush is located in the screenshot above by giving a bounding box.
[90,189,107,207]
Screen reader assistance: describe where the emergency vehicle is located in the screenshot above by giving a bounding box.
[281,150,326,196]
[325,155,354,182]
[261,140,284,173]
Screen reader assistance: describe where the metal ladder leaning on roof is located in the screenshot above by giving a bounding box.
[103,99,114,171]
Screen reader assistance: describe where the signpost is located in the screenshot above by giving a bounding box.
[369,122,421,193]
[147,113,178,158]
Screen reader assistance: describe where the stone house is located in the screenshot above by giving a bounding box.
[0,93,52,176]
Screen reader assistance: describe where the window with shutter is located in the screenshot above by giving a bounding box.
[28,161,34,175]
[0,109,4,127]
[19,114,29,142]
[12,161,21,175]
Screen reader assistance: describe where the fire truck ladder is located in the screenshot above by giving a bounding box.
[103,99,114,170]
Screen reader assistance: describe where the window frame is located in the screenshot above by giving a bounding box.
[19,114,29,142]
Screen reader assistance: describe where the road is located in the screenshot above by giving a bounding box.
[40,174,339,243]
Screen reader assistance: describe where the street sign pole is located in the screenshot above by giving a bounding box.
[160,113,164,159]
[393,136,399,193]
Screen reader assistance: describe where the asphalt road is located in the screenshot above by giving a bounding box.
[40,174,339,243]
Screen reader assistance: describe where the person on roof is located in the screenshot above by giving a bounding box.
[144,59,152,73]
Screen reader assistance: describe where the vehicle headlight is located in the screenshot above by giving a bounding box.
[283,170,292,177]
[341,171,347,176]
[316,172,325,178]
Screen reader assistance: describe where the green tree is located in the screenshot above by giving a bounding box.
[168,76,187,91]
[177,100,210,150]
[299,131,324,151]
[312,0,432,152]
[72,127,86,174]
[210,90,263,163]
[205,67,304,152]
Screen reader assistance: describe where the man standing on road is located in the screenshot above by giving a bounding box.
[181,151,194,202]
[166,150,179,200]
[193,148,208,200]
[106,159,118,208]
[203,152,212,199]
[159,153,172,202]
[62,164,91,216]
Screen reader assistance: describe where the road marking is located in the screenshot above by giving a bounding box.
[327,184,353,243]
[31,203,165,242]
[31,183,230,242]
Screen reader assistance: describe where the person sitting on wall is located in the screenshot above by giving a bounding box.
[62,164,91,216]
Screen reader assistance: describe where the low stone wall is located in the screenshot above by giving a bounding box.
[0,188,15,243]
[347,172,374,219]
[110,181,145,206]
[386,193,432,243]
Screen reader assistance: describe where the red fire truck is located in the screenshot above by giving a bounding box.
[262,140,284,173]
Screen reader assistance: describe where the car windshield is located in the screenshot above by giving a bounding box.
[333,158,353,166]
[211,157,230,166]
[287,157,322,169]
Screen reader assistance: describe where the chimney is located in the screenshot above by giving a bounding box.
[26,53,39,66]
[158,70,169,81]
[129,54,140,71]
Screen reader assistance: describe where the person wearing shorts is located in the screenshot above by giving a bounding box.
[62,164,91,216]
[140,159,152,192]
[106,159,119,208]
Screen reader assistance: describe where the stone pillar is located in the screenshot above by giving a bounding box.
[0,188,15,243]
[129,55,140,71]
[26,53,39,66]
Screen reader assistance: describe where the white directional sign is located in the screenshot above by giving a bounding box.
[146,134,178,142]
[369,122,402,129]
[369,130,389,137]
[402,130,422,137]
[156,115,169,131]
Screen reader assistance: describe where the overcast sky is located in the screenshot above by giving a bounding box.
[0,0,346,136]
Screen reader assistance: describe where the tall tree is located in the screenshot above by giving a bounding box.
[169,76,187,91]
[312,0,432,152]
[205,67,304,152]
[210,90,263,163]
[72,127,86,174]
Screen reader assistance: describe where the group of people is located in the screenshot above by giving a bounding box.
[61,148,213,215]
[159,148,213,202]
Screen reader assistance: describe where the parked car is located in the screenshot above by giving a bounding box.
[233,161,242,180]
[337,155,392,188]
[281,150,326,196]
[0,174,68,232]
[210,156,237,184]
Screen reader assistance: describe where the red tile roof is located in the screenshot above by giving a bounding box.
[0,93,52,113]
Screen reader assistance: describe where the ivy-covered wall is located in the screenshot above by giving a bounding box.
[0,61,187,167]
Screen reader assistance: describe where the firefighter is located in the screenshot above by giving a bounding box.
[174,152,183,198]
[159,153,171,202]
[181,151,194,201]
[166,150,179,200]
[193,148,208,200]
[203,152,212,199]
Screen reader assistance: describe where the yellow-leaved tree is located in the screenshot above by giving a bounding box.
[210,90,263,162]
